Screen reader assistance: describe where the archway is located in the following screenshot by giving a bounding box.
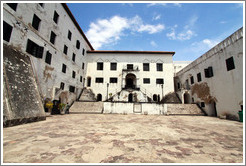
[97,94,102,101]
[153,94,157,102]
[125,73,136,89]
[87,77,91,87]
[128,93,133,102]
[184,93,190,104]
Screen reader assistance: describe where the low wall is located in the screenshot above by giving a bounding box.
[103,102,167,115]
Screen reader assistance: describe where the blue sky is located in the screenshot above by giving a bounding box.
[67,2,243,61]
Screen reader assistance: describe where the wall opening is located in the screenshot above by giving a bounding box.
[153,94,157,102]
[97,94,102,101]
[87,77,91,87]
[128,93,133,102]
[125,73,136,89]
[184,93,190,104]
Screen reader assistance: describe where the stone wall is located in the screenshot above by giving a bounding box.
[3,44,46,127]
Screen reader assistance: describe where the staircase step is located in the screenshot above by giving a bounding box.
[69,102,103,114]
[166,104,205,115]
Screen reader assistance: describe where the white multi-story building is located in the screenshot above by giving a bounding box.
[3,3,93,104]
[85,50,175,102]
[174,27,243,120]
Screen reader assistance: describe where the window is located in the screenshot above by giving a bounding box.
[156,78,164,84]
[26,39,44,58]
[80,76,83,82]
[185,79,190,89]
[82,63,85,69]
[72,71,76,78]
[72,53,76,62]
[3,21,13,42]
[110,77,118,83]
[68,30,72,40]
[63,45,68,55]
[7,3,17,11]
[32,14,41,31]
[226,57,235,71]
[110,63,117,70]
[53,11,59,24]
[62,64,66,73]
[69,86,75,93]
[50,31,56,44]
[197,73,202,82]
[87,77,91,87]
[39,3,44,7]
[95,77,104,83]
[204,66,213,78]
[143,63,149,71]
[60,82,65,90]
[127,64,133,70]
[190,76,194,84]
[76,40,80,49]
[143,78,150,84]
[157,63,163,71]
[201,102,205,108]
[45,51,52,65]
[82,48,85,55]
[177,82,180,89]
[97,62,103,70]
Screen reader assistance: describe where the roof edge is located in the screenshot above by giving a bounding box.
[62,3,94,50]
[87,50,175,56]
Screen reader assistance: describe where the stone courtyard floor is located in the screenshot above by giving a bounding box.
[3,114,244,163]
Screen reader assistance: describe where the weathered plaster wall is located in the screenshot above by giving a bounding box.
[86,53,174,101]
[3,44,46,127]
[175,27,243,120]
[3,3,92,102]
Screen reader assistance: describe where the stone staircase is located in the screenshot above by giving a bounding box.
[79,88,96,101]
[166,104,205,115]
[69,101,103,114]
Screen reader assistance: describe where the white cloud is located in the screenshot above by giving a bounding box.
[166,26,196,41]
[150,41,157,47]
[147,3,182,7]
[153,14,161,21]
[138,24,165,34]
[184,15,198,29]
[173,3,182,7]
[147,3,167,7]
[86,15,165,49]
[190,38,220,53]
[220,21,227,24]
[166,15,198,41]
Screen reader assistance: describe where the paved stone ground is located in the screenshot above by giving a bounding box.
[3,114,243,163]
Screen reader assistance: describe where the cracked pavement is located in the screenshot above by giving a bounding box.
[3,114,243,163]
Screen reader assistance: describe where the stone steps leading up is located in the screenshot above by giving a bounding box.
[69,101,103,114]
[166,104,205,115]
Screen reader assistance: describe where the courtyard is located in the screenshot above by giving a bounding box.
[3,114,243,163]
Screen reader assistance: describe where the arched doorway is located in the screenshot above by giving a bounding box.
[125,73,136,89]
[128,93,133,102]
[157,95,160,102]
[184,93,190,104]
[97,94,102,101]
[153,94,157,102]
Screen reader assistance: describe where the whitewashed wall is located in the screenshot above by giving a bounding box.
[85,52,175,101]
[3,3,92,102]
[175,27,243,120]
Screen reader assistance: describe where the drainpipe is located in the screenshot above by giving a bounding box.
[106,83,109,101]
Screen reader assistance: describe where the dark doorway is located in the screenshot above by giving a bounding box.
[97,94,102,101]
[157,95,160,102]
[125,73,136,89]
[212,102,217,117]
[87,77,91,87]
[128,93,133,102]
[184,93,190,104]
[153,94,157,102]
